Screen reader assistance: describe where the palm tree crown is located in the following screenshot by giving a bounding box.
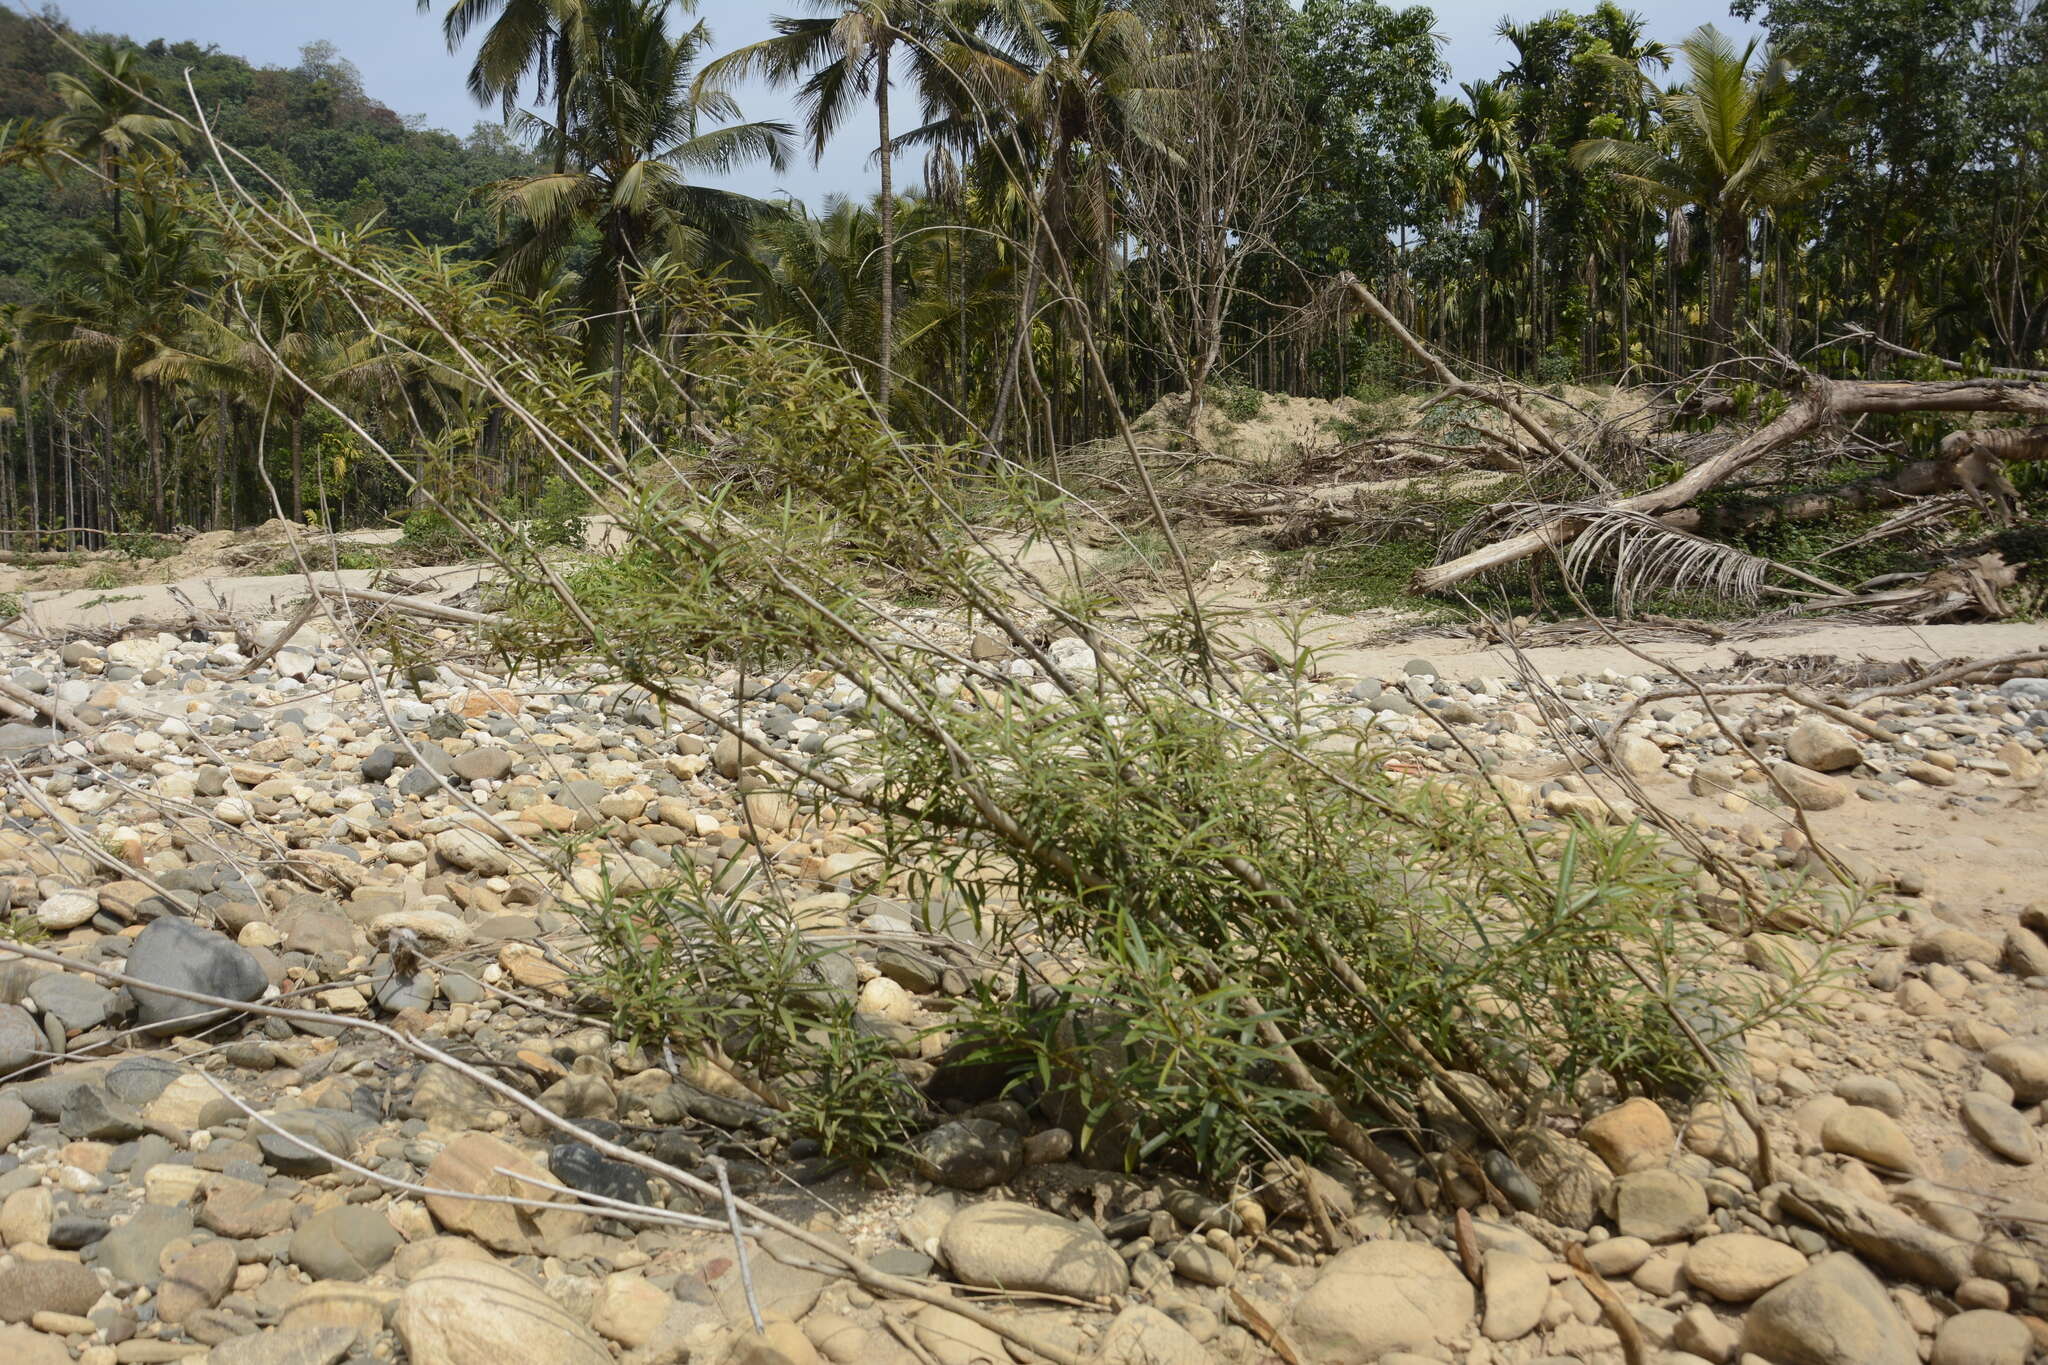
[48,44,187,217]
[488,0,791,432]
[1572,24,1826,351]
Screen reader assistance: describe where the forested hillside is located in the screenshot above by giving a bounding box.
[0,7,536,301]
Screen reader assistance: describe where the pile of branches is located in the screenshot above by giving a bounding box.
[1252,277,2048,622]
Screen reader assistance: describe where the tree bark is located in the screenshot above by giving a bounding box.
[1416,376,2048,593]
[874,34,895,417]
[1710,215,1741,358]
[140,380,166,532]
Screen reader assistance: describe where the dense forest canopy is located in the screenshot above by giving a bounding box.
[0,0,2040,548]
[0,7,540,299]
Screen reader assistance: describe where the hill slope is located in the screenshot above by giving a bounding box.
[0,9,537,302]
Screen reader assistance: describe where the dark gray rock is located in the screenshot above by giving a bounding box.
[58,1084,146,1141]
[287,1205,400,1280]
[0,723,62,755]
[0,1003,38,1075]
[105,1056,182,1106]
[278,905,356,958]
[49,1215,110,1250]
[549,1142,651,1207]
[125,919,267,1036]
[372,965,433,1013]
[396,766,442,797]
[93,1204,194,1287]
[255,1109,367,1176]
[911,1118,1023,1191]
[26,974,117,1033]
[12,1072,89,1119]
[451,747,513,782]
[440,970,485,1005]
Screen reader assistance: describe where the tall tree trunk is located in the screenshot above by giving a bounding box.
[290,412,303,522]
[875,35,896,417]
[989,222,1044,458]
[212,391,228,529]
[21,374,36,546]
[140,380,166,532]
[63,407,77,552]
[1619,226,1631,372]
[1711,213,1742,359]
[553,32,572,176]
[610,300,627,447]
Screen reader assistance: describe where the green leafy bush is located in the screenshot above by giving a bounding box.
[397,507,467,561]
[573,865,923,1170]
[522,476,591,549]
[1214,385,1264,423]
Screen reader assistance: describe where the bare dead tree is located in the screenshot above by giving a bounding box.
[1118,0,1311,446]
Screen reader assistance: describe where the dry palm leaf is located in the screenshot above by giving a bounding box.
[1445,501,1829,614]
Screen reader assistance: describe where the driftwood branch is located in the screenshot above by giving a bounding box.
[0,677,86,731]
[1830,326,2048,381]
[320,585,505,628]
[1337,273,1617,494]
[1418,374,2048,594]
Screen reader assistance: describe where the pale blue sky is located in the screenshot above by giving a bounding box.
[45,1,1752,206]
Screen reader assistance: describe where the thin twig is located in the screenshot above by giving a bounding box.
[714,1157,764,1335]
[1564,1242,1649,1365]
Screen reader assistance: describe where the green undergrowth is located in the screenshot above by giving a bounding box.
[338,287,1845,1193]
[573,862,921,1172]
[260,545,392,576]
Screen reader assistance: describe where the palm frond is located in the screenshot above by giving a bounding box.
[1445,502,1783,615]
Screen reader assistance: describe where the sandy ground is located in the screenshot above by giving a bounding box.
[1305,620,2048,683]
[12,564,486,634]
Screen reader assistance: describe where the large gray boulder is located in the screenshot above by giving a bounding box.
[124,918,267,1035]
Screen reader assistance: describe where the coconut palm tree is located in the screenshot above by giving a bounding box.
[487,0,790,437]
[698,2,947,414]
[902,0,1177,447]
[29,185,214,530]
[47,43,187,221]
[1572,25,1826,357]
[419,0,639,174]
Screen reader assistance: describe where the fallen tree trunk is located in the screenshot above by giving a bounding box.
[1417,374,2048,594]
[1338,273,1615,494]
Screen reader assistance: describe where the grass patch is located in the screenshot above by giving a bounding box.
[260,545,392,576]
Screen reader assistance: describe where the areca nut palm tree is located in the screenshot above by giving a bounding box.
[420,0,649,174]
[29,185,214,530]
[1572,24,1826,355]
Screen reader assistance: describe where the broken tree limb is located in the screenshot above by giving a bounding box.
[1846,650,2048,704]
[1337,273,1617,495]
[1830,325,2048,381]
[318,585,505,628]
[1416,373,2048,595]
[0,677,85,732]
